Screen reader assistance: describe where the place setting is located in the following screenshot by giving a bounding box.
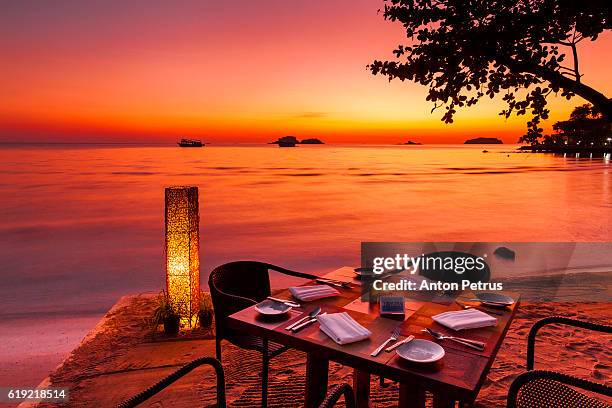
[369,298,437,364]
[243,281,351,323]
[286,295,445,366]
[394,338,445,364]
[251,284,344,330]
[285,306,373,344]
[470,292,516,308]
[279,299,377,347]
[340,295,447,365]
[251,297,303,326]
[273,284,341,333]
[288,307,442,367]
[409,306,496,354]
[455,292,516,316]
[379,303,495,366]
[254,297,300,316]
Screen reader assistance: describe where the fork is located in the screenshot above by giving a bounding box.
[371,326,401,357]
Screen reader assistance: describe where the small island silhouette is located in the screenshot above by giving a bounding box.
[464,137,503,144]
[300,138,324,144]
[269,136,324,146]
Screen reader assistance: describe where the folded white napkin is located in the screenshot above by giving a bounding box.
[432,308,497,331]
[289,285,340,302]
[318,312,371,345]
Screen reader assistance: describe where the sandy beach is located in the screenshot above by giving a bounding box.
[22,272,610,408]
[0,315,102,391]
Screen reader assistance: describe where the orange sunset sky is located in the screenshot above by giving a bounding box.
[1,0,611,144]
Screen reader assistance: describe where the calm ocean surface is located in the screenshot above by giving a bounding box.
[0,143,611,387]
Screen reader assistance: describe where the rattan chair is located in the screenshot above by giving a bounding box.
[319,383,356,408]
[507,316,612,408]
[116,356,226,408]
[208,260,317,407]
[117,355,354,408]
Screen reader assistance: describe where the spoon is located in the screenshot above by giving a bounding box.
[285,307,321,331]
[291,309,324,332]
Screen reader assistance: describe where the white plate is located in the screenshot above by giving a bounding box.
[475,292,515,307]
[396,339,445,363]
[255,299,292,316]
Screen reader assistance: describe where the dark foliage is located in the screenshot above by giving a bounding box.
[369,0,611,143]
[542,104,611,146]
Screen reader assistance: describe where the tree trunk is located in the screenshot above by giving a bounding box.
[534,67,612,121]
[504,58,612,122]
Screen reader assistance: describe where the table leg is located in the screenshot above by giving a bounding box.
[305,352,328,408]
[399,381,426,408]
[432,394,456,408]
[353,369,370,408]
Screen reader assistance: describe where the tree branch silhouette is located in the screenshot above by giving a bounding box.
[369,0,611,143]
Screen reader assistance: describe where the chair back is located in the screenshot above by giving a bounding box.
[209,261,272,339]
[117,357,226,408]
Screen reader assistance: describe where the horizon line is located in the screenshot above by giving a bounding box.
[0,140,522,146]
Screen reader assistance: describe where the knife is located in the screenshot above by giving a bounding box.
[291,312,326,332]
[267,297,301,308]
[285,307,321,331]
[385,335,415,352]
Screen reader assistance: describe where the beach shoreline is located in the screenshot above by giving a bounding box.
[518,145,612,154]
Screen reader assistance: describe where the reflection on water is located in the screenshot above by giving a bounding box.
[0,144,610,316]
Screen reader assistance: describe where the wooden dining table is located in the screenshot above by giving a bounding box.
[227,267,520,408]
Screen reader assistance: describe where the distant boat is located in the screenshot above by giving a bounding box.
[177,139,203,147]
